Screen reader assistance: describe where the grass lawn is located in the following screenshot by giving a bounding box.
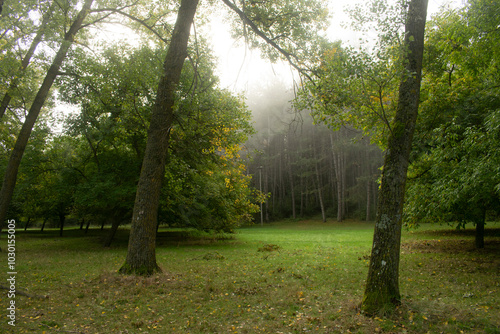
[1,219,499,333]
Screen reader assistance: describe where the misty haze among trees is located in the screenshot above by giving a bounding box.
[244,81,383,222]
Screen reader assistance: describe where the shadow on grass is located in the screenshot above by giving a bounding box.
[6,227,236,251]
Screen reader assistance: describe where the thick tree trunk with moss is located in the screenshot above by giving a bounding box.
[0,0,94,236]
[119,0,199,276]
[361,0,428,315]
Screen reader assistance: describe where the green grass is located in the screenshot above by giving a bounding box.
[1,220,499,333]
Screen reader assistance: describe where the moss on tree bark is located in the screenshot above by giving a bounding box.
[119,0,199,276]
[361,0,428,315]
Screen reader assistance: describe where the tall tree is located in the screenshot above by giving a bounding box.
[361,0,428,314]
[120,0,329,275]
[119,0,199,275]
[0,0,95,234]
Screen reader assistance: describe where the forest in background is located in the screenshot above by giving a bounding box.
[244,81,383,223]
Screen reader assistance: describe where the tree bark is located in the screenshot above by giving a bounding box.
[331,134,344,222]
[59,212,65,237]
[24,217,31,231]
[315,161,326,222]
[85,219,91,234]
[285,143,296,219]
[361,0,428,315]
[312,127,326,222]
[41,219,47,232]
[119,0,199,276]
[0,0,94,234]
[475,208,486,249]
[366,148,372,221]
[103,217,121,247]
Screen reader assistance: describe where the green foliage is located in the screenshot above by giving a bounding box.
[162,86,259,232]
[297,41,402,148]
[53,37,259,232]
[224,0,330,67]
[405,0,500,229]
[296,0,411,149]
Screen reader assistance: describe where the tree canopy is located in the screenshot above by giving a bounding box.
[404,0,500,248]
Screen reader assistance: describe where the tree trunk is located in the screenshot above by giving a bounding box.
[0,0,94,234]
[80,218,85,230]
[366,148,372,221]
[24,217,31,231]
[59,213,65,237]
[361,0,428,315]
[41,219,47,232]
[315,162,326,222]
[119,0,199,276]
[103,217,121,247]
[85,219,91,234]
[341,151,346,217]
[313,127,326,222]
[286,149,296,219]
[475,208,486,249]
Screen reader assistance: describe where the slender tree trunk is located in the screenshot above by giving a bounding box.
[475,208,486,249]
[119,0,199,276]
[330,134,344,222]
[103,217,121,247]
[286,149,296,219]
[366,149,372,221]
[300,176,304,217]
[0,0,94,234]
[24,217,31,231]
[59,213,65,237]
[85,219,91,234]
[366,177,371,221]
[361,0,428,314]
[335,154,343,221]
[264,166,269,222]
[313,129,326,222]
[80,218,85,230]
[41,219,47,232]
[341,151,346,217]
[315,162,326,222]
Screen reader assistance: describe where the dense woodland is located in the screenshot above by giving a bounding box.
[1,0,499,313]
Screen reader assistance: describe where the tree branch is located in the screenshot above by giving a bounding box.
[90,5,171,44]
[220,0,313,82]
